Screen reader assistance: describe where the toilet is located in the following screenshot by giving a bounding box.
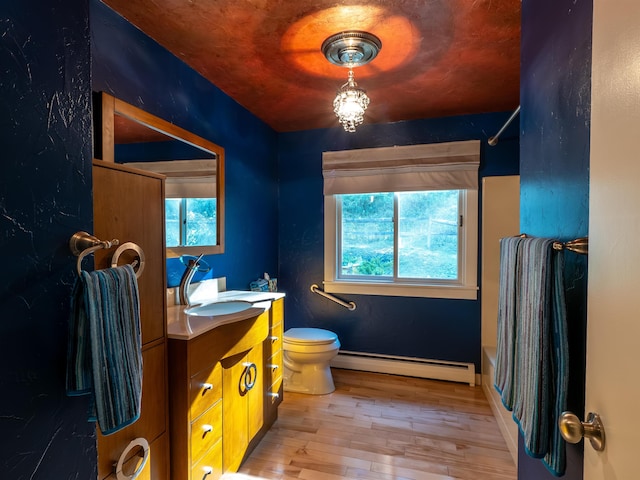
[283,328,341,395]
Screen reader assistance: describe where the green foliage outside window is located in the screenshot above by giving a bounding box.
[339,190,459,280]
[165,198,217,247]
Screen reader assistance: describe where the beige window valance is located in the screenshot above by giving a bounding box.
[322,140,480,195]
[125,159,216,198]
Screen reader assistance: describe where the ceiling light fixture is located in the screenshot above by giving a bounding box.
[322,31,382,133]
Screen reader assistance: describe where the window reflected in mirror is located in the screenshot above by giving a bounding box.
[166,197,217,247]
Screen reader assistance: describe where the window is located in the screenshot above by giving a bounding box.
[323,141,479,299]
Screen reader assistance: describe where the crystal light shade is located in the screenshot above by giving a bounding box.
[322,31,381,133]
[333,70,369,133]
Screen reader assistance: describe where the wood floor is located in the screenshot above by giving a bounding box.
[224,368,516,480]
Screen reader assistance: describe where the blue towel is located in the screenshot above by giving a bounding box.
[494,235,524,410]
[544,250,568,475]
[66,264,143,435]
[494,237,568,476]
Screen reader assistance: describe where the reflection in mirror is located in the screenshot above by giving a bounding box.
[96,92,225,257]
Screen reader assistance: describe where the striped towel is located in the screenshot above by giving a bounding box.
[494,235,524,410]
[66,264,143,435]
[544,249,569,475]
[494,237,569,476]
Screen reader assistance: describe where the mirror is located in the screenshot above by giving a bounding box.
[95,92,225,257]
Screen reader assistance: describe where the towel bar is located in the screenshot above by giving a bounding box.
[552,237,588,255]
[517,233,588,255]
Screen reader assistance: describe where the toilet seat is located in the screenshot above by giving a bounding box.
[283,328,338,346]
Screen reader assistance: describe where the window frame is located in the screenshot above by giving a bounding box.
[324,189,478,300]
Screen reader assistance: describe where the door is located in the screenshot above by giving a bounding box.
[584,0,640,477]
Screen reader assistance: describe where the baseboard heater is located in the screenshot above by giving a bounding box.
[331,350,476,386]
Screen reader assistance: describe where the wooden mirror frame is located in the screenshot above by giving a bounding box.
[95,92,225,257]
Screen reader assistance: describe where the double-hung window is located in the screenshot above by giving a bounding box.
[323,141,479,299]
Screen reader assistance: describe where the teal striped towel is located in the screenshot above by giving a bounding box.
[66,264,143,435]
[494,235,524,410]
[495,237,568,476]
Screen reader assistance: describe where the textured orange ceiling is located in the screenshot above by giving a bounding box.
[103,0,521,132]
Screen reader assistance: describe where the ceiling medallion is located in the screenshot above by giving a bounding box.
[322,31,382,133]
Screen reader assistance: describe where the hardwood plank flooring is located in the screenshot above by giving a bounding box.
[224,368,516,480]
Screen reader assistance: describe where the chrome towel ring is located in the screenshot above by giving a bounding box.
[70,231,145,278]
[111,242,146,279]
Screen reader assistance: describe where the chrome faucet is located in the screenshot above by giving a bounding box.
[178,254,208,306]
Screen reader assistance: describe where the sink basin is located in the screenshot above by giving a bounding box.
[185,300,253,317]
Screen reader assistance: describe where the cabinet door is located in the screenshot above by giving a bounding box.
[92,160,167,345]
[221,346,263,473]
[97,343,168,479]
[221,352,249,472]
[247,343,264,440]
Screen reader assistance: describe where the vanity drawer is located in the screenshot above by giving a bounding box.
[191,437,222,480]
[271,297,284,327]
[267,376,283,411]
[267,324,282,354]
[190,400,222,465]
[266,349,282,386]
[190,363,222,420]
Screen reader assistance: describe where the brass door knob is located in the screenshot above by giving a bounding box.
[558,411,605,451]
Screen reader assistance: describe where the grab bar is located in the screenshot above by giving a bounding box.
[310,284,356,311]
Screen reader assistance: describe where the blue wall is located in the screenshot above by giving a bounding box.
[0,1,96,478]
[519,0,592,478]
[0,1,527,476]
[91,0,280,291]
[278,119,519,369]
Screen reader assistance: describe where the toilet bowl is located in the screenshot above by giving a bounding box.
[283,328,340,395]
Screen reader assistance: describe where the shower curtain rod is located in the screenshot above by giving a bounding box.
[488,105,520,146]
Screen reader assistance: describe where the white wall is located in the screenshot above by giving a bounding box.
[481,175,520,349]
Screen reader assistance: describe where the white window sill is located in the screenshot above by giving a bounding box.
[323,281,478,300]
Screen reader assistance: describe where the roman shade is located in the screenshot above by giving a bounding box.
[322,140,480,195]
[125,159,216,198]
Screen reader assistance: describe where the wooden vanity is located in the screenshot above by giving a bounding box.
[167,297,284,480]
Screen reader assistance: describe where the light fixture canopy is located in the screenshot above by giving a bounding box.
[321,31,382,67]
[322,31,381,132]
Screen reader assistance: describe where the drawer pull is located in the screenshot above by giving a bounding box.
[202,424,214,434]
[202,383,213,391]
[270,336,279,343]
[269,364,279,372]
[202,466,213,479]
[114,437,149,480]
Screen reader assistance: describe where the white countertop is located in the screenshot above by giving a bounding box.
[167,290,285,340]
